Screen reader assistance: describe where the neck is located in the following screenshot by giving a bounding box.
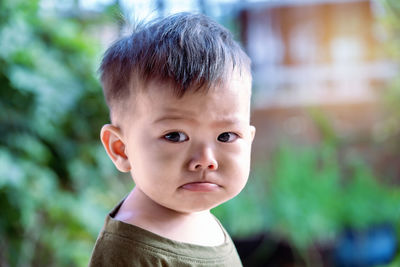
[114,187,225,246]
[127,187,210,223]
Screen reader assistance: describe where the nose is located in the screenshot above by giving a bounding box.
[188,146,218,171]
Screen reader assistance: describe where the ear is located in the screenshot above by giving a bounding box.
[250,125,256,142]
[100,124,131,172]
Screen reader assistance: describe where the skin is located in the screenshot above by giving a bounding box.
[101,70,255,246]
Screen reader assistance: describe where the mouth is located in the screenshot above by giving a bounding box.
[180,182,221,192]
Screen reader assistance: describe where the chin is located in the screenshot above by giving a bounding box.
[174,199,231,214]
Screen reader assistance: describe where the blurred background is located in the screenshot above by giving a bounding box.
[1,0,400,266]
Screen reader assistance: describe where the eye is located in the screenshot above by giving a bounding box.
[217,132,238,143]
[164,132,189,143]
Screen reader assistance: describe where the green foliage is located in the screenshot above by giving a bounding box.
[0,0,128,266]
[215,143,400,252]
[264,145,341,248]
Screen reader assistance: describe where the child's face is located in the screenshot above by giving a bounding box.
[119,71,255,213]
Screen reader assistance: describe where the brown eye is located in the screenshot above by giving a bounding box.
[164,132,188,143]
[217,132,238,143]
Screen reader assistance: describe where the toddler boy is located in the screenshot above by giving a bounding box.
[89,12,255,266]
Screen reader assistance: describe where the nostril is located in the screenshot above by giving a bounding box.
[193,164,215,170]
[189,158,218,171]
[208,164,215,170]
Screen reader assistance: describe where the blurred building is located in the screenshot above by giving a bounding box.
[229,0,397,161]
[236,0,396,108]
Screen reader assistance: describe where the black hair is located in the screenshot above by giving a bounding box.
[99,12,251,112]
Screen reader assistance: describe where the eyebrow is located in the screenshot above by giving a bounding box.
[153,115,196,124]
[153,115,243,127]
[153,107,245,125]
[211,118,242,127]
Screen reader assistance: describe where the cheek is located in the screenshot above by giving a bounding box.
[221,142,252,186]
[132,142,184,179]
[228,139,253,163]
[152,142,187,165]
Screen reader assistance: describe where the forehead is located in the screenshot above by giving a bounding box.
[112,70,252,128]
[139,72,251,118]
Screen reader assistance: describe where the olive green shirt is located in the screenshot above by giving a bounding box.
[89,200,242,267]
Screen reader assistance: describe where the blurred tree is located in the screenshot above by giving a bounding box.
[0,0,128,266]
[0,1,243,265]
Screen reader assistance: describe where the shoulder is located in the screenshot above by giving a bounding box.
[89,229,167,267]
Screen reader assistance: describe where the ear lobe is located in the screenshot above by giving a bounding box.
[100,124,131,172]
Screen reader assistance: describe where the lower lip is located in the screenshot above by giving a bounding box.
[181,182,220,192]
